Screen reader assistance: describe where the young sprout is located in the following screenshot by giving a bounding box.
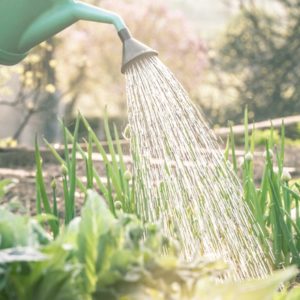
[114,200,122,211]
[281,169,291,182]
[61,165,68,176]
[51,178,57,190]
[263,149,273,159]
[124,170,132,181]
[244,152,253,161]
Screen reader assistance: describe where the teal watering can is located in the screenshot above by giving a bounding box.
[0,0,157,73]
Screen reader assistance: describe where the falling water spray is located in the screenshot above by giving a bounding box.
[125,56,273,280]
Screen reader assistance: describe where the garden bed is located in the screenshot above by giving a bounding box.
[1,144,299,216]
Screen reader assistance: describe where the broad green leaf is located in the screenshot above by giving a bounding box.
[0,209,34,249]
[77,190,116,295]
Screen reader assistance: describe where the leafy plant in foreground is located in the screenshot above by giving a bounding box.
[0,208,77,300]
[0,190,222,300]
[0,190,299,300]
[2,102,300,297]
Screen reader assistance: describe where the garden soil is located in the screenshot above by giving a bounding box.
[0,145,299,216]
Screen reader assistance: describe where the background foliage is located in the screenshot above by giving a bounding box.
[203,0,300,125]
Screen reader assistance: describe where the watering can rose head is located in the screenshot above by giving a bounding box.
[0,0,158,72]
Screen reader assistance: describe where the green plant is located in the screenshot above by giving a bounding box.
[0,208,50,249]
[0,191,299,300]
[1,190,299,300]
[0,179,14,199]
[35,137,60,237]
[252,129,281,147]
[76,191,223,299]
[35,111,134,236]
[0,209,77,300]
[0,191,217,300]
[226,108,300,268]
[2,111,300,299]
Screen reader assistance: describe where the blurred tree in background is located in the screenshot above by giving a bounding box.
[0,0,206,144]
[0,41,59,142]
[206,0,300,124]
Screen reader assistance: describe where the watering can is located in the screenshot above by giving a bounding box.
[0,0,157,73]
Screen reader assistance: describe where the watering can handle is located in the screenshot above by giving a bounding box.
[73,2,126,31]
[18,1,127,53]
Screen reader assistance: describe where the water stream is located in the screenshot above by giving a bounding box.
[125,56,272,280]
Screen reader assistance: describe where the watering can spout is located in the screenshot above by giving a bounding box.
[118,28,158,74]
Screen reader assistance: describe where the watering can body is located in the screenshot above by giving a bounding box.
[0,0,126,65]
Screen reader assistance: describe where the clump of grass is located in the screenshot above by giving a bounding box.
[226,108,300,268]
[35,111,134,235]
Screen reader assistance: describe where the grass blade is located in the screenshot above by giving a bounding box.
[35,136,58,236]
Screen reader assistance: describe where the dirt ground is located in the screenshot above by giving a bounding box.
[0,147,109,215]
[0,145,299,216]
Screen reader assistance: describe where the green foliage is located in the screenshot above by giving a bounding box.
[8,111,297,298]
[234,128,300,147]
[0,245,81,300]
[0,179,14,200]
[0,208,50,249]
[0,210,76,300]
[0,190,299,299]
[253,129,281,147]
[77,190,116,297]
[35,137,59,237]
[35,112,133,237]
[227,108,300,268]
[79,111,133,214]
[3,107,300,297]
